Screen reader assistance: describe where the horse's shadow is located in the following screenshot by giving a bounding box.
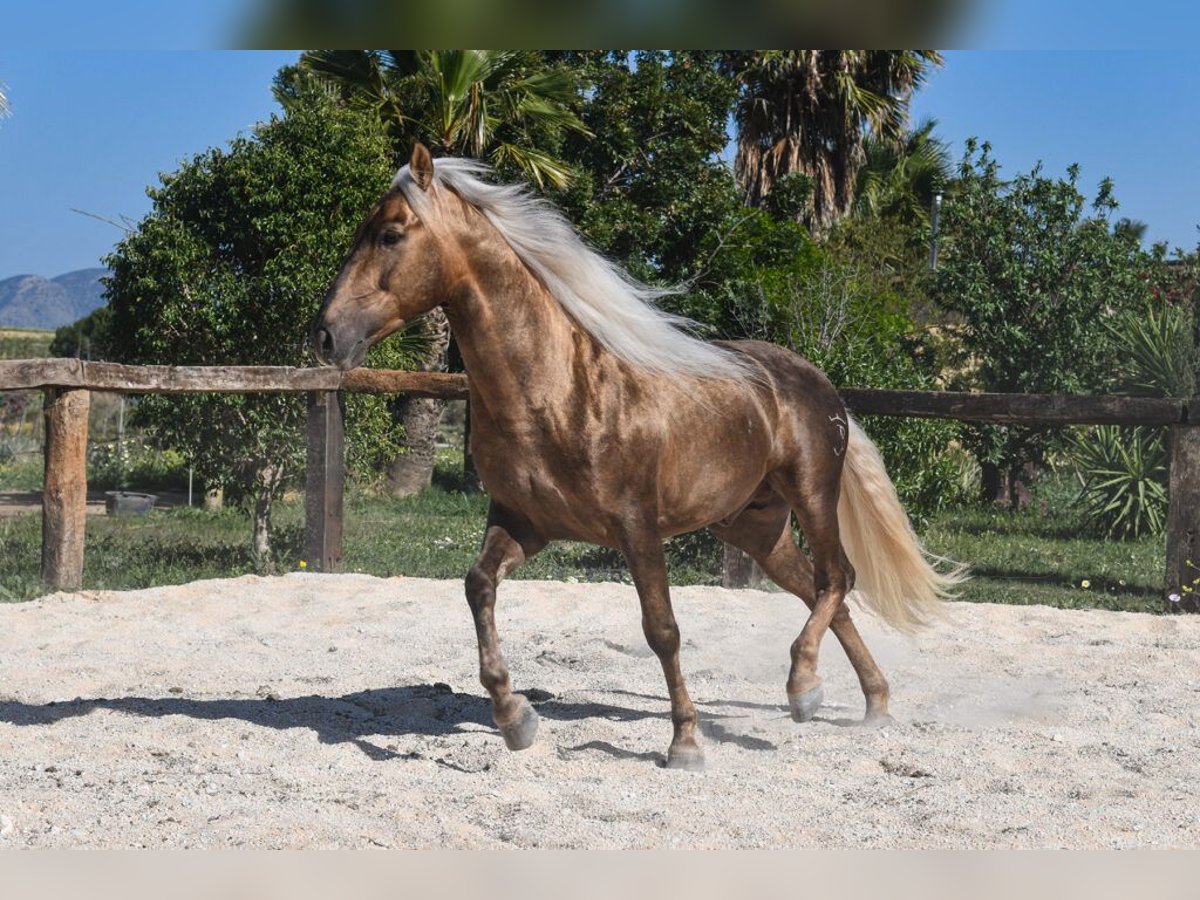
[0,682,782,763]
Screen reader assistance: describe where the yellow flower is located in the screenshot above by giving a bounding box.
[1080,579,1091,589]
[299,560,308,569]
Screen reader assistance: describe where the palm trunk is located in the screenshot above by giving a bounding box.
[980,461,1005,505]
[252,491,273,567]
[385,308,450,499]
[386,396,445,496]
[250,462,282,572]
[721,543,764,588]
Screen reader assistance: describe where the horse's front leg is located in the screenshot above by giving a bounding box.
[622,533,704,772]
[466,503,545,751]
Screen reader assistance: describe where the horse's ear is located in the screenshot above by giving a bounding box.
[410,143,434,191]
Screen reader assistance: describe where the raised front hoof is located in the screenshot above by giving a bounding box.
[788,685,825,723]
[665,745,705,772]
[499,700,540,751]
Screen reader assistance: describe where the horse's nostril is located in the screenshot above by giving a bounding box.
[315,328,334,363]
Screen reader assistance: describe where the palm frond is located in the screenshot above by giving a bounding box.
[490,143,573,190]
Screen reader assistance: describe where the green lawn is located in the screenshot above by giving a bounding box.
[0,457,1170,613]
[0,328,54,360]
[922,505,1164,614]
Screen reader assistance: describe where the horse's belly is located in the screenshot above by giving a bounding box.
[473,445,623,546]
[470,392,776,545]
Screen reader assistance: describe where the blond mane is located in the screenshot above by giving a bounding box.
[393,158,750,381]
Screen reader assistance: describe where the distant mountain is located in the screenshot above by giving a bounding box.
[0,268,109,330]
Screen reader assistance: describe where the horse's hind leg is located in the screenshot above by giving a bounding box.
[774,473,856,722]
[466,502,546,751]
[712,492,891,723]
[621,530,704,771]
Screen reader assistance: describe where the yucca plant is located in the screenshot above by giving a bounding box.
[1110,301,1198,399]
[1067,302,1194,539]
[1069,425,1168,540]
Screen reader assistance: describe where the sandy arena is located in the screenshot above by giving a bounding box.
[0,573,1197,848]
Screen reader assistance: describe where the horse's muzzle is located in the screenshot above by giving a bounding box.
[311,323,371,371]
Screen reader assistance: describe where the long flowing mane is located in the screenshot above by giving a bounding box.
[392,158,750,381]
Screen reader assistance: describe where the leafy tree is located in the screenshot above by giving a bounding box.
[822,118,954,305]
[104,92,412,565]
[928,140,1154,505]
[282,50,590,496]
[555,53,737,272]
[551,51,750,335]
[50,306,112,360]
[722,50,943,231]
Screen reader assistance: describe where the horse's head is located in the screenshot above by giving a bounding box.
[311,143,454,370]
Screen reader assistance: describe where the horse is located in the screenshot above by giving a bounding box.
[312,143,963,771]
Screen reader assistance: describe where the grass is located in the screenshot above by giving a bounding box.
[0,453,1171,613]
[0,328,54,360]
[0,456,43,491]
[923,509,1164,614]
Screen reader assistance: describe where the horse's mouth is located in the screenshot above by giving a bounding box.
[338,339,371,371]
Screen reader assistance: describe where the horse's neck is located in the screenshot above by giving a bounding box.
[443,233,593,415]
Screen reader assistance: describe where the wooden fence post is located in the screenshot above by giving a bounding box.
[41,387,90,591]
[1166,417,1200,613]
[722,544,764,589]
[305,390,345,573]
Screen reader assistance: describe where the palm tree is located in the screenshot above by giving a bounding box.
[288,50,588,496]
[287,50,588,188]
[1113,217,1149,246]
[723,51,943,232]
[853,118,951,227]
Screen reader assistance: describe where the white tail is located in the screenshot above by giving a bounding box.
[837,418,967,633]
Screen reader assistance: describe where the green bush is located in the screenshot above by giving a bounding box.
[87,441,190,491]
[928,142,1155,490]
[1068,426,1167,540]
[1063,300,1194,540]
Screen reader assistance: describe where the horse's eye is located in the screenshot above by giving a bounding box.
[380,229,403,247]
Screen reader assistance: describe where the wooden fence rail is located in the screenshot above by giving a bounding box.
[0,359,1194,612]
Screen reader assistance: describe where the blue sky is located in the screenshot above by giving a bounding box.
[0,51,299,278]
[911,51,1200,254]
[1,49,1198,280]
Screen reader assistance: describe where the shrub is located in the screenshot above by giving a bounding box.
[1065,299,1196,539]
[1068,426,1167,540]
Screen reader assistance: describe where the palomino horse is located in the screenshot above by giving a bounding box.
[312,144,963,770]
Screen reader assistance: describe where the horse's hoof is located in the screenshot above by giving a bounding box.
[863,710,894,728]
[789,685,825,723]
[665,745,705,772]
[499,700,539,751]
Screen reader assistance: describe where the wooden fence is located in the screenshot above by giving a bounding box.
[2,358,1196,612]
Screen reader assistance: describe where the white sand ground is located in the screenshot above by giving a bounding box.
[0,574,1197,849]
